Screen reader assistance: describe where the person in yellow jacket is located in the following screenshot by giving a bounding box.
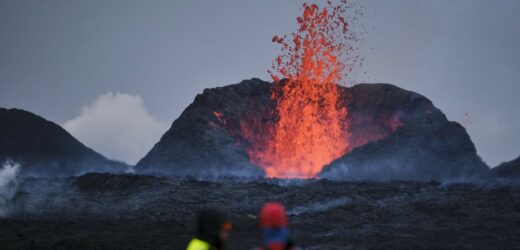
[187,208,232,250]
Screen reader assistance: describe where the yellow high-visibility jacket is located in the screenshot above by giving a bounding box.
[186,238,212,250]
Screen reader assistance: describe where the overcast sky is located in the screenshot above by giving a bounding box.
[1,0,519,166]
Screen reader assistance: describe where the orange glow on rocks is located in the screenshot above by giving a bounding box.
[245,1,359,178]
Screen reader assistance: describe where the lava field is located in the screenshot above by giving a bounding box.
[1,173,519,250]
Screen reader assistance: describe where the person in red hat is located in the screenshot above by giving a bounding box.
[253,202,301,250]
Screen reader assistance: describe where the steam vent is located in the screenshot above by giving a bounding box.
[135,78,489,180]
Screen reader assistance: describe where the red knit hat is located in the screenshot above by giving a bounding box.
[259,202,288,228]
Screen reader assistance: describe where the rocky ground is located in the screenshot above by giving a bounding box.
[0,173,519,250]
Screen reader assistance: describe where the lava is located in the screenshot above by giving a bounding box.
[244,1,360,178]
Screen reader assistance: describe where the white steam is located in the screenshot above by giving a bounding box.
[288,197,350,216]
[63,92,167,165]
[0,161,20,217]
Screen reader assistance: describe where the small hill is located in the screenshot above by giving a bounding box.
[0,108,127,177]
[490,156,520,180]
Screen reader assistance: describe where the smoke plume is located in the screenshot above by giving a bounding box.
[288,197,351,216]
[63,92,167,165]
[0,161,20,217]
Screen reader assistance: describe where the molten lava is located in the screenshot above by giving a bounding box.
[245,1,360,178]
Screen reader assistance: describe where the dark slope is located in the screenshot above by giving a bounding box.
[321,84,489,181]
[0,108,127,177]
[136,79,488,180]
[135,79,269,176]
[490,156,520,180]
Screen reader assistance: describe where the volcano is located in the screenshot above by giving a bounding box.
[135,2,489,180]
[135,78,488,180]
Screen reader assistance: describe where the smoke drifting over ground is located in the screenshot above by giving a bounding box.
[287,197,351,216]
[0,161,20,218]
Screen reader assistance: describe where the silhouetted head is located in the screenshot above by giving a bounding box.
[196,208,232,249]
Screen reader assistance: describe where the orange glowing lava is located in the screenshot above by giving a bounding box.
[246,1,359,178]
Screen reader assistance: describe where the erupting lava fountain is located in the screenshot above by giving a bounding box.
[242,1,364,178]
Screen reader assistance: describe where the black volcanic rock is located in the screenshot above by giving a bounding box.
[0,108,127,177]
[321,84,489,181]
[135,79,270,177]
[3,176,520,249]
[136,78,489,180]
[490,156,520,180]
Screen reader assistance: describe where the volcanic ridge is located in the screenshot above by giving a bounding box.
[136,78,489,181]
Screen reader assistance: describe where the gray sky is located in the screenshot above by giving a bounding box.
[1,0,519,166]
